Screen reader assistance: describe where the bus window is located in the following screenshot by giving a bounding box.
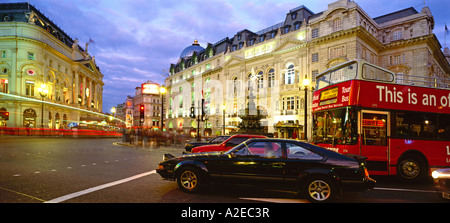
[316,62,358,90]
[313,107,357,145]
[362,113,387,146]
[362,63,394,82]
[393,111,437,140]
[438,114,450,140]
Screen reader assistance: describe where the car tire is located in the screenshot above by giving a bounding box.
[302,176,336,203]
[397,155,427,182]
[176,167,203,193]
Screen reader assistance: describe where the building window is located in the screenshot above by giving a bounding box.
[312,28,319,39]
[284,26,290,34]
[312,53,319,63]
[0,79,8,93]
[257,71,264,89]
[333,18,342,32]
[329,46,345,59]
[271,32,276,39]
[286,96,295,110]
[1,50,6,58]
[285,65,295,85]
[291,12,297,20]
[392,29,403,41]
[28,52,35,60]
[233,77,238,94]
[260,35,265,42]
[268,68,275,87]
[312,70,319,82]
[25,80,35,96]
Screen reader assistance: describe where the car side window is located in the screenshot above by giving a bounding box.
[236,141,282,158]
[286,143,323,160]
[225,137,249,147]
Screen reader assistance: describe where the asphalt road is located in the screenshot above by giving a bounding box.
[0,136,447,204]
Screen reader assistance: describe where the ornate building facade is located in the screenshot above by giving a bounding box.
[165,0,450,138]
[0,3,105,128]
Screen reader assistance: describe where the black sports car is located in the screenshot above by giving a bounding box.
[157,138,375,202]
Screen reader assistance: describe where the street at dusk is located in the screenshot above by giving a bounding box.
[1,1,450,220]
[0,136,446,203]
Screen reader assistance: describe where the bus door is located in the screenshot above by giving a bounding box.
[360,110,390,174]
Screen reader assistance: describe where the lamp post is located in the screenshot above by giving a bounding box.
[110,107,116,129]
[160,86,166,131]
[303,78,310,141]
[222,104,226,135]
[37,84,49,128]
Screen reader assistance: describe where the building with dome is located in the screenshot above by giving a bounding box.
[0,3,108,130]
[164,0,450,139]
[179,40,205,60]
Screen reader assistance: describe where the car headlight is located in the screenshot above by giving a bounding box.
[432,170,441,179]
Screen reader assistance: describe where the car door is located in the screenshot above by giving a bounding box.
[220,141,285,186]
[283,142,325,186]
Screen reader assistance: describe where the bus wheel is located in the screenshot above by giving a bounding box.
[397,155,427,181]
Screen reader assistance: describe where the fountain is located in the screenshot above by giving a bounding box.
[236,69,267,135]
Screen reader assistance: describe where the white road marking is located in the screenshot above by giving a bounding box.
[44,170,157,203]
[374,187,436,193]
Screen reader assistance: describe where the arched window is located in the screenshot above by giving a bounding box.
[257,71,264,89]
[233,77,238,94]
[333,18,342,32]
[392,29,403,41]
[268,68,275,87]
[247,73,252,90]
[285,64,295,85]
[23,108,36,127]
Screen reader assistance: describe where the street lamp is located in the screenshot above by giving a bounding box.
[111,107,116,117]
[222,104,226,135]
[303,78,310,141]
[37,84,49,128]
[160,86,166,131]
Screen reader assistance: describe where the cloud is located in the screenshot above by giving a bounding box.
[3,0,449,112]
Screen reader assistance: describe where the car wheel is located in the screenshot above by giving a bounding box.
[176,167,203,193]
[397,155,427,181]
[303,176,335,203]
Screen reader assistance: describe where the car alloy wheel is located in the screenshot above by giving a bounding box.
[176,167,203,193]
[308,180,331,201]
[180,170,198,190]
[303,177,335,203]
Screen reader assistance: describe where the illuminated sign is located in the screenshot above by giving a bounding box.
[362,119,385,127]
[142,83,160,95]
[320,87,338,100]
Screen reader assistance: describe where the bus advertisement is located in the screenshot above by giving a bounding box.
[312,60,450,181]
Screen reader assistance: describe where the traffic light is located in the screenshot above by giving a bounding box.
[190,106,195,118]
[139,105,145,124]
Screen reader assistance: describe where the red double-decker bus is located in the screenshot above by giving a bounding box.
[312,60,450,181]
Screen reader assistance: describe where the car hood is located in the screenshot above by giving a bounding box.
[182,151,225,158]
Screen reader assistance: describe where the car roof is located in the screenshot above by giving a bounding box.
[228,134,267,138]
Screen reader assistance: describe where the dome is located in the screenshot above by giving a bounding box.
[180,40,204,59]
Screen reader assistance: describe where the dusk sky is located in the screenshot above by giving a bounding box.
[4,0,450,112]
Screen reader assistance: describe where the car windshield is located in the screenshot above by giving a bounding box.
[210,136,230,143]
[313,107,357,145]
